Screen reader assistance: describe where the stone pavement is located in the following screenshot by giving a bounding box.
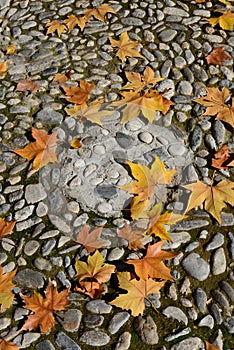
[0,0,234,349]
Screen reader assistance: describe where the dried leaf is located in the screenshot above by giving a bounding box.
[76,225,107,253]
[207,10,234,31]
[193,86,234,128]
[13,127,58,170]
[205,341,221,350]
[53,71,71,83]
[15,78,42,93]
[84,4,116,22]
[70,138,82,149]
[5,45,16,55]
[45,20,67,37]
[122,66,164,92]
[109,31,144,63]
[0,339,19,350]
[117,224,145,250]
[211,144,232,169]
[62,80,95,105]
[127,241,178,280]
[0,62,7,76]
[0,219,16,239]
[0,266,16,310]
[206,46,231,65]
[74,281,104,298]
[21,279,69,333]
[63,14,89,32]
[183,179,234,225]
[109,272,165,316]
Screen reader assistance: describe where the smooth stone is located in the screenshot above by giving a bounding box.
[138,131,153,144]
[182,253,210,281]
[14,269,45,288]
[36,108,63,124]
[205,233,224,251]
[55,332,81,350]
[164,327,191,342]
[219,281,234,302]
[212,248,226,275]
[48,215,71,234]
[58,309,82,332]
[36,340,55,350]
[83,314,104,328]
[86,300,112,314]
[134,315,159,345]
[177,81,193,95]
[224,317,234,334]
[24,240,40,256]
[209,303,223,325]
[80,330,110,346]
[25,184,47,204]
[115,332,131,350]
[170,337,204,350]
[194,288,207,313]
[34,257,52,271]
[162,306,188,325]
[158,29,177,42]
[198,315,214,329]
[168,143,186,156]
[0,317,11,330]
[108,311,130,334]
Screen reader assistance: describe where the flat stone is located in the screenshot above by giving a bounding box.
[162,306,188,325]
[83,314,104,328]
[58,309,82,332]
[36,340,55,350]
[158,30,177,42]
[80,330,110,346]
[25,184,47,204]
[86,300,112,314]
[198,315,214,329]
[205,233,224,251]
[36,108,63,124]
[0,317,11,330]
[14,269,45,288]
[55,332,81,350]
[134,315,159,344]
[170,337,204,350]
[219,281,234,302]
[0,0,10,9]
[194,288,207,313]
[212,248,226,275]
[108,311,130,334]
[24,240,40,256]
[182,253,210,281]
[115,332,131,350]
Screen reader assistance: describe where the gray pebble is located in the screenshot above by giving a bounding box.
[115,332,131,350]
[55,332,81,350]
[83,314,104,328]
[80,330,110,346]
[86,300,112,314]
[212,248,226,275]
[134,315,159,345]
[162,306,188,325]
[182,253,210,281]
[108,311,130,334]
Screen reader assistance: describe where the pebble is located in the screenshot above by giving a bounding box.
[83,315,104,328]
[108,311,130,334]
[23,240,40,256]
[198,315,214,329]
[59,309,82,332]
[209,303,223,325]
[158,30,177,42]
[162,306,188,325]
[115,332,131,350]
[170,337,204,350]
[25,184,47,204]
[36,340,55,350]
[194,288,207,313]
[55,332,81,350]
[14,269,45,288]
[80,330,110,346]
[182,253,210,281]
[219,281,234,302]
[205,233,224,251]
[86,300,112,314]
[212,248,226,275]
[134,315,159,345]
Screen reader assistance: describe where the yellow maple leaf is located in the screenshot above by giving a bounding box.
[84,4,116,22]
[183,179,234,225]
[109,272,165,316]
[63,14,89,32]
[109,31,144,63]
[5,45,16,55]
[122,66,164,92]
[194,86,234,128]
[0,62,7,76]
[207,10,234,31]
[0,266,17,310]
[45,20,67,37]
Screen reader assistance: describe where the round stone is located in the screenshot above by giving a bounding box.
[182,253,210,281]
[168,143,186,156]
[24,240,40,256]
[177,81,193,95]
[138,131,153,144]
[97,202,112,214]
[80,330,110,346]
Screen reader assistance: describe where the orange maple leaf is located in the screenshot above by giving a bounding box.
[0,219,16,239]
[127,241,178,280]
[52,71,71,83]
[109,31,144,63]
[13,127,59,170]
[0,266,17,310]
[206,46,231,65]
[21,279,69,333]
[211,144,234,169]
[0,62,7,76]
[109,272,165,316]
[0,339,19,350]
[4,45,17,55]
[76,225,108,253]
[122,66,164,92]
[117,224,146,250]
[74,281,104,299]
[84,4,116,22]
[62,80,95,105]
[45,20,67,37]
[15,78,42,93]
[205,340,221,350]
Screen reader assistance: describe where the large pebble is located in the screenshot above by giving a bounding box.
[80,330,110,346]
[134,315,159,344]
[182,253,210,281]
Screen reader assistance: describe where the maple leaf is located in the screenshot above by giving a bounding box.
[65,101,112,126]
[75,250,115,284]
[0,62,7,76]
[74,281,104,298]
[117,224,145,250]
[0,266,16,310]
[109,272,165,316]
[219,0,234,6]
[144,202,187,241]
[207,10,234,31]
[0,219,16,239]
[21,279,69,333]
[109,31,144,63]
[0,339,19,350]
[84,4,116,22]
[193,86,234,128]
[183,179,234,225]
[4,45,16,55]
[53,71,71,83]
[206,46,231,65]
[205,341,221,350]
[113,90,174,123]
[130,197,152,220]
[127,241,178,280]
[45,20,67,37]
[122,66,164,92]
[62,80,95,105]
[15,78,42,93]
[13,127,58,170]
[119,156,176,203]
[76,225,108,253]
[211,144,234,169]
[63,14,89,32]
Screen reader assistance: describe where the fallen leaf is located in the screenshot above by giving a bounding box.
[183,179,234,225]
[211,144,234,169]
[84,4,116,22]
[13,127,59,170]
[0,266,16,310]
[0,62,7,76]
[109,272,165,316]
[130,197,152,220]
[5,45,16,55]
[0,339,19,350]
[70,137,82,149]
[207,10,234,31]
[53,71,71,83]
[144,201,187,241]
[75,250,115,284]
[65,101,112,126]
[21,279,69,333]
[76,225,108,253]
[109,31,144,63]
[117,224,145,250]
[122,66,164,92]
[205,340,221,350]
[62,80,95,105]
[63,14,89,32]
[193,86,234,128]
[206,46,231,65]
[127,241,178,280]
[0,219,16,239]
[74,281,104,298]
[45,20,67,37]
[15,78,42,93]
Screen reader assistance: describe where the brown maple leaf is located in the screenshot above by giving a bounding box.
[0,219,16,239]
[109,272,165,316]
[0,339,19,350]
[211,144,234,169]
[122,66,164,92]
[117,224,145,250]
[183,179,234,225]
[194,86,234,128]
[53,71,71,83]
[62,80,96,105]
[63,14,89,32]
[84,4,116,22]
[15,78,42,93]
[206,46,231,65]
[45,20,67,37]
[74,281,104,299]
[0,62,7,76]
[21,279,69,333]
[76,225,108,253]
[127,241,178,280]
[109,31,144,63]
[13,127,59,170]
[0,266,17,310]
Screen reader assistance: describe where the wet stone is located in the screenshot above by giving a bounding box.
[134,315,159,345]
[55,332,81,350]
[182,253,210,281]
[108,311,130,334]
[83,314,104,328]
[80,330,110,346]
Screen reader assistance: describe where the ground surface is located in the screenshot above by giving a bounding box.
[0,0,234,349]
